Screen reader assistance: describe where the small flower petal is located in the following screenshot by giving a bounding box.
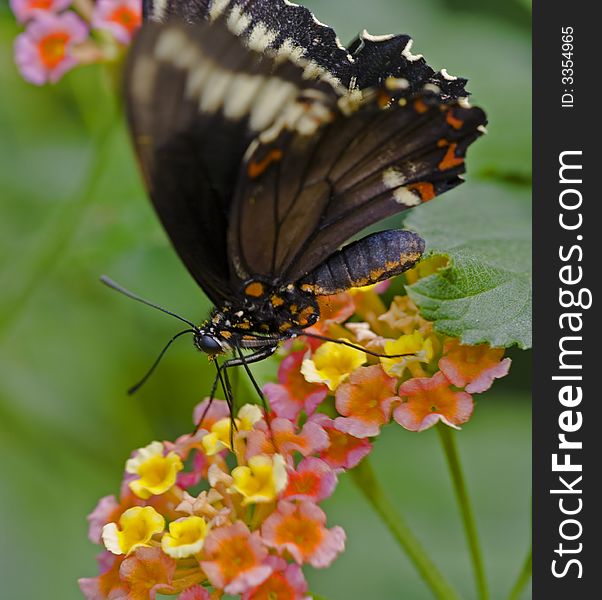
[302,342,366,391]
[230,454,288,505]
[161,516,209,558]
[200,521,272,595]
[92,0,141,45]
[14,12,88,85]
[262,500,346,568]
[439,340,511,393]
[242,561,310,600]
[334,365,399,437]
[311,414,373,471]
[180,585,211,600]
[394,371,474,432]
[264,351,328,420]
[87,495,120,544]
[380,331,434,377]
[119,547,178,599]
[102,506,165,555]
[10,0,71,24]
[283,457,337,502]
[126,441,183,499]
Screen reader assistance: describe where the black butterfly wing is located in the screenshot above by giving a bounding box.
[227,90,487,285]
[125,17,340,303]
[143,0,469,99]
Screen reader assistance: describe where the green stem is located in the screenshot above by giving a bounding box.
[350,457,462,600]
[506,546,532,600]
[437,424,489,600]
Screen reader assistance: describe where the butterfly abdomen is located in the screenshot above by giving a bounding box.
[300,229,425,296]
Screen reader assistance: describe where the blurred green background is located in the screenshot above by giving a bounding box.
[0,0,531,598]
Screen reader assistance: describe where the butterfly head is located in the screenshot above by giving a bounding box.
[193,328,232,356]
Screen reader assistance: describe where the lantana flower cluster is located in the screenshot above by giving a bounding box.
[80,275,511,599]
[10,0,141,85]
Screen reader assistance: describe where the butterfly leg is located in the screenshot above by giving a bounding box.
[220,345,278,412]
[194,359,231,433]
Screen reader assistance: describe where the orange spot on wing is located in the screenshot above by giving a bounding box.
[377,90,392,109]
[414,99,429,114]
[244,281,265,298]
[437,140,464,171]
[446,111,464,130]
[270,295,285,307]
[247,149,283,178]
[407,182,436,201]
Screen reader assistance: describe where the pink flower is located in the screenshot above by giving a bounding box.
[192,398,231,430]
[246,418,329,461]
[264,350,328,421]
[334,365,399,437]
[119,547,177,599]
[14,11,88,85]
[176,450,210,489]
[92,0,141,45]
[10,0,71,24]
[87,495,120,544]
[283,457,337,502]
[394,372,474,432]
[200,521,273,594]
[242,557,310,600]
[262,500,346,568]
[438,340,511,393]
[311,414,372,471]
[79,553,127,600]
[180,586,211,600]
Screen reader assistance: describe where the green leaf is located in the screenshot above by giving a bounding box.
[405,183,531,349]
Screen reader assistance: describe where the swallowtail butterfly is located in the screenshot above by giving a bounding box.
[113,0,487,406]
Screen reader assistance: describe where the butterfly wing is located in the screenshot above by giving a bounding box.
[143,0,469,99]
[125,17,340,303]
[227,90,487,284]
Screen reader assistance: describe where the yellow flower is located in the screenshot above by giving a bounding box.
[301,342,366,391]
[125,441,183,499]
[102,506,164,555]
[161,515,209,558]
[230,454,288,505]
[380,331,434,377]
[202,404,262,456]
[237,403,263,429]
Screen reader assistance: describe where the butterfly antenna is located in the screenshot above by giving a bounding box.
[128,328,196,395]
[100,275,197,328]
[298,331,416,359]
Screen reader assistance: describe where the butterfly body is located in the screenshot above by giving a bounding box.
[208,281,319,336]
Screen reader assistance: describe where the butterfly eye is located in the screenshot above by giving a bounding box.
[194,333,226,355]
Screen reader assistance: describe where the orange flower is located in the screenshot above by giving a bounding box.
[119,547,179,600]
[200,521,272,595]
[311,414,372,471]
[334,365,399,437]
[79,553,127,600]
[246,418,329,460]
[439,340,511,393]
[262,500,345,568]
[282,457,337,502]
[394,372,473,431]
[242,558,309,600]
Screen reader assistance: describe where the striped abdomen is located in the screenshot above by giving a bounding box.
[300,229,425,295]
